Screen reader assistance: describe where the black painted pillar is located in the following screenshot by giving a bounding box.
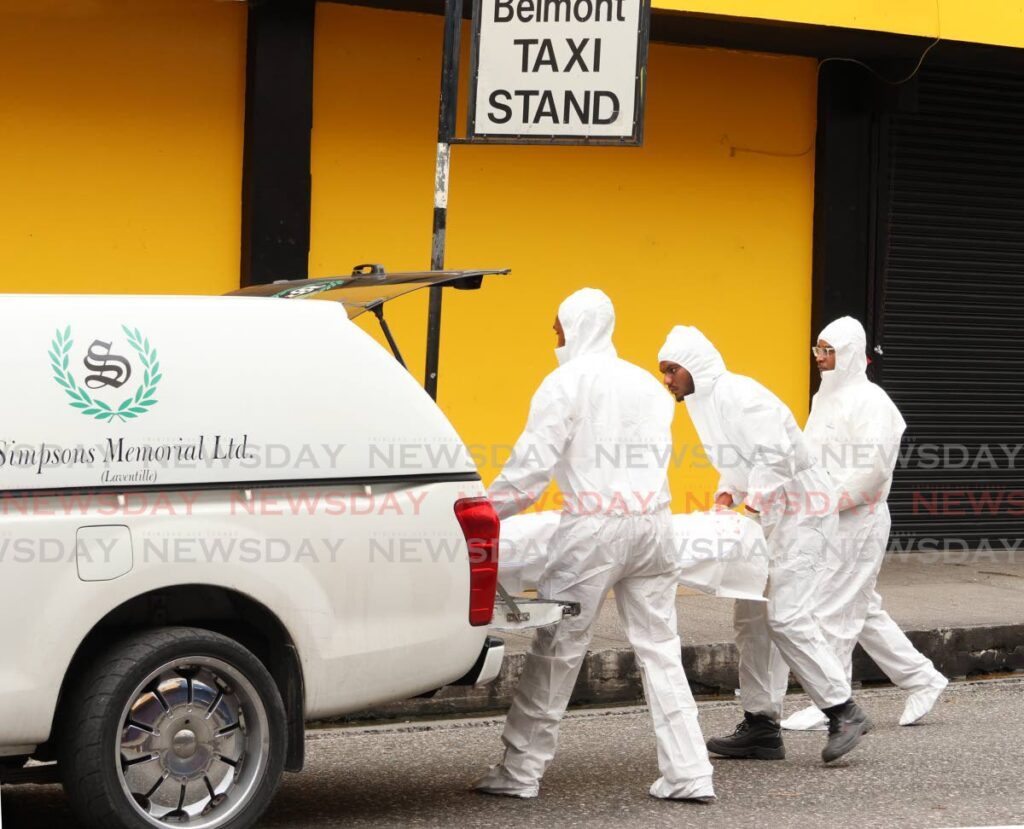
[240,0,316,287]
[809,62,883,398]
[810,62,919,395]
[811,63,875,344]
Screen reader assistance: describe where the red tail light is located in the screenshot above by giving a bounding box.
[454,497,500,626]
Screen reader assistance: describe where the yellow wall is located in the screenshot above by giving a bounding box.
[0,1,822,507]
[654,0,1024,50]
[0,0,246,295]
[311,4,818,509]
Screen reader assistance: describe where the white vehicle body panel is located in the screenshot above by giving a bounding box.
[0,295,489,748]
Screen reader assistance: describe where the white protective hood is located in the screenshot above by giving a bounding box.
[818,316,869,395]
[657,325,741,498]
[555,287,617,364]
[657,325,727,398]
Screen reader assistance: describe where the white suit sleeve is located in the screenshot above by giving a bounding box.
[488,376,574,520]
[731,399,800,525]
[714,474,747,507]
[831,395,904,509]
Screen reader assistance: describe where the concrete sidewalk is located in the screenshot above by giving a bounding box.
[343,550,1024,721]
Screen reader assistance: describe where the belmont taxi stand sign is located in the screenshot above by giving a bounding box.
[468,0,650,141]
[423,0,649,401]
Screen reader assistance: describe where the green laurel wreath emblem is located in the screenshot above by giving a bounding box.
[50,325,161,422]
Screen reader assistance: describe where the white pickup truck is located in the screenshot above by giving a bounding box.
[0,269,566,829]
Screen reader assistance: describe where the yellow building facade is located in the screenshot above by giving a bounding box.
[1,0,1021,509]
[0,1,247,296]
[310,4,817,505]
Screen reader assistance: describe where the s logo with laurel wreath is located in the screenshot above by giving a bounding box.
[50,325,162,422]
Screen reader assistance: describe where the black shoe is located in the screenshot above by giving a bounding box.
[822,700,873,763]
[706,712,786,760]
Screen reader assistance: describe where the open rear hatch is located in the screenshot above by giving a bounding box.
[228,265,509,370]
[230,265,577,632]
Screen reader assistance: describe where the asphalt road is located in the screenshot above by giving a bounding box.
[4,678,1024,829]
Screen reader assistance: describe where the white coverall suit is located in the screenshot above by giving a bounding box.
[477,289,714,801]
[658,326,851,721]
[780,317,947,730]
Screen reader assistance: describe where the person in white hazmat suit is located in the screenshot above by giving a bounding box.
[657,325,872,764]
[473,289,716,803]
[779,316,948,732]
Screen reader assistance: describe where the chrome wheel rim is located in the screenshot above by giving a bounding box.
[116,655,270,828]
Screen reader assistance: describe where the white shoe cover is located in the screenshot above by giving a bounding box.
[900,676,948,726]
[471,764,540,799]
[781,704,828,732]
[649,775,716,801]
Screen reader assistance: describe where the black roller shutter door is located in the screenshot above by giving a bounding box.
[878,65,1024,552]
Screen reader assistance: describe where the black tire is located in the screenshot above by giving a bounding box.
[58,626,287,829]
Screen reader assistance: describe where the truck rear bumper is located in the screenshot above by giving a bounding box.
[451,636,504,687]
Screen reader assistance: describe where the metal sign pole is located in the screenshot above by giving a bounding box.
[425,0,464,401]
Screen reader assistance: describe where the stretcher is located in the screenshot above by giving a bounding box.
[490,509,769,632]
